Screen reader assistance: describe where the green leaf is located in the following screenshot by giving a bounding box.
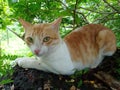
[0,79,13,85]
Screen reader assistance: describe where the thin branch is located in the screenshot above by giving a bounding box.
[73,0,79,28]
[6,28,9,45]
[92,13,113,23]
[76,11,89,24]
[119,0,120,3]
[118,0,120,5]
[55,0,73,18]
[56,0,89,26]
[78,6,116,14]
[56,0,69,10]
[94,71,120,90]
[103,0,120,14]
[7,27,24,41]
[92,13,119,24]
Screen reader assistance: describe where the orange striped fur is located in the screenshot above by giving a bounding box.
[64,24,116,65]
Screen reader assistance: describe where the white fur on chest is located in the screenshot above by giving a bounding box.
[40,41,75,75]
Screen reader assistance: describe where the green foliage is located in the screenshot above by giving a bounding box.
[0,0,120,86]
[0,54,18,84]
[0,0,13,29]
[0,79,13,85]
[70,69,89,87]
[1,0,120,46]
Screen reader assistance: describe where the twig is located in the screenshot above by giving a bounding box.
[92,13,112,23]
[76,11,89,24]
[78,6,116,14]
[94,71,120,90]
[6,28,9,45]
[103,0,120,14]
[72,0,79,28]
[56,0,89,26]
[7,27,24,41]
[56,0,70,10]
[118,0,120,3]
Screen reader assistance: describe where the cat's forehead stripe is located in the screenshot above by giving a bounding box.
[33,24,45,34]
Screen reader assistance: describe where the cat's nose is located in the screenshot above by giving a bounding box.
[34,49,40,55]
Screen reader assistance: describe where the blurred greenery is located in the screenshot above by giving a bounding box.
[0,0,120,86]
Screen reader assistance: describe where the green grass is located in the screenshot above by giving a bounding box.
[0,30,33,84]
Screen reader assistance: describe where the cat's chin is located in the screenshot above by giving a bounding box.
[35,52,47,57]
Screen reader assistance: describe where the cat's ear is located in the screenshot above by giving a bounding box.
[51,17,62,31]
[19,19,32,30]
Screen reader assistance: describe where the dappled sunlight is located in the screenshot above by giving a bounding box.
[1,31,32,57]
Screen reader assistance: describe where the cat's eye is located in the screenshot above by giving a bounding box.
[27,37,33,43]
[43,36,50,42]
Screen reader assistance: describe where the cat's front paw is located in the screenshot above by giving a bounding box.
[15,58,31,68]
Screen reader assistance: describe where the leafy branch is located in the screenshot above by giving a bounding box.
[56,0,89,28]
[103,0,120,14]
[78,6,117,14]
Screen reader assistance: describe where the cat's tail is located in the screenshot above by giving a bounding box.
[96,29,116,56]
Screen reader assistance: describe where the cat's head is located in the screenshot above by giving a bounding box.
[19,18,62,57]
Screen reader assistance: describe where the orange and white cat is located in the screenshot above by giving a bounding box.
[15,17,116,75]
